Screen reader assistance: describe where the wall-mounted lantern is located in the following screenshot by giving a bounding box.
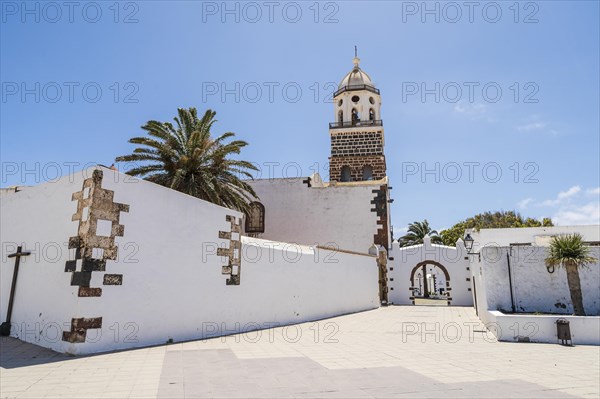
[464,233,481,262]
[464,233,474,252]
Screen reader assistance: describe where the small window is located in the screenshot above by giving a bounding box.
[351,95,360,103]
[369,97,375,104]
[341,166,351,182]
[245,202,265,234]
[338,110,343,123]
[362,165,373,180]
[338,99,343,106]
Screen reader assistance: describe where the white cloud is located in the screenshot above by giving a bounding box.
[453,103,495,122]
[515,115,558,135]
[517,122,546,131]
[394,226,408,235]
[586,187,600,196]
[519,186,599,226]
[517,197,534,209]
[453,103,486,115]
[552,202,600,226]
[557,186,581,200]
[539,186,581,206]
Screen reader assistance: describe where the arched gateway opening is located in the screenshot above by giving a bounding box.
[409,261,452,306]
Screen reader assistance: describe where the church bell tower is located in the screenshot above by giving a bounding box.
[329,55,386,182]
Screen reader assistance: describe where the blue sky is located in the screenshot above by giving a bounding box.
[1,0,599,234]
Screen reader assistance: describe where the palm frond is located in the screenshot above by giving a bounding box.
[115,107,258,212]
[545,234,598,268]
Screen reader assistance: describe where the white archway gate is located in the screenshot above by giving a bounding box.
[409,260,452,305]
[386,235,474,306]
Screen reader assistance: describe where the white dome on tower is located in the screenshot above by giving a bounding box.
[338,57,376,91]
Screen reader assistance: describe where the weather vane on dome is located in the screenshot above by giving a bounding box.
[355,45,357,58]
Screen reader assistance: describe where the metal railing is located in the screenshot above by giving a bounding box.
[334,84,380,97]
[329,120,383,129]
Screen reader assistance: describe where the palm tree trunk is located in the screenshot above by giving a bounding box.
[422,265,429,298]
[565,260,586,316]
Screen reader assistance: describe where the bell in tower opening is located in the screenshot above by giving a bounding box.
[329,55,386,183]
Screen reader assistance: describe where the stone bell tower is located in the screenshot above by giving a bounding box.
[329,55,386,182]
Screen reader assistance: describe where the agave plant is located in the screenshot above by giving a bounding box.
[545,234,597,316]
[116,108,258,213]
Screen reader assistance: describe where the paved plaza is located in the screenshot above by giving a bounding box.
[1,306,599,398]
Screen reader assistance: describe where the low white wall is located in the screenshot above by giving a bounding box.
[487,311,600,345]
[474,246,600,316]
[387,237,473,306]
[1,167,379,354]
[247,175,390,253]
[470,225,600,249]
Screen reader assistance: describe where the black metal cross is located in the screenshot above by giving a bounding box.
[0,246,31,336]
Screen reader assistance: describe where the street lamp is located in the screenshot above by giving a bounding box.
[464,233,474,252]
[464,233,481,261]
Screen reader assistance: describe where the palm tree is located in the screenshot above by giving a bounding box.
[116,108,258,213]
[399,220,443,247]
[545,234,597,316]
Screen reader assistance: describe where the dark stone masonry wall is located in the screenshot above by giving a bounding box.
[330,131,384,157]
[329,127,386,182]
[329,155,386,182]
[371,184,390,250]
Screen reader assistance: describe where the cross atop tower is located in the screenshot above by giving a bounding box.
[353,46,360,70]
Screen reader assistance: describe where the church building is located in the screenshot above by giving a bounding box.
[245,56,392,255]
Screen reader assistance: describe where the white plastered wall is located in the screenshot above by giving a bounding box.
[247,175,388,253]
[473,245,600,317]
[470,240,599,344]
[0,167,380,354]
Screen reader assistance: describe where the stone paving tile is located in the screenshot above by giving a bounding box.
[2,306,600,398]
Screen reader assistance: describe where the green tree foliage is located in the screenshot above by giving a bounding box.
[440,211,554,246]
[116,108,258,213]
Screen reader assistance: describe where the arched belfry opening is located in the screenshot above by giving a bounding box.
[340,166,352,182]
[362,165,373,180]
[351,109,359,124]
